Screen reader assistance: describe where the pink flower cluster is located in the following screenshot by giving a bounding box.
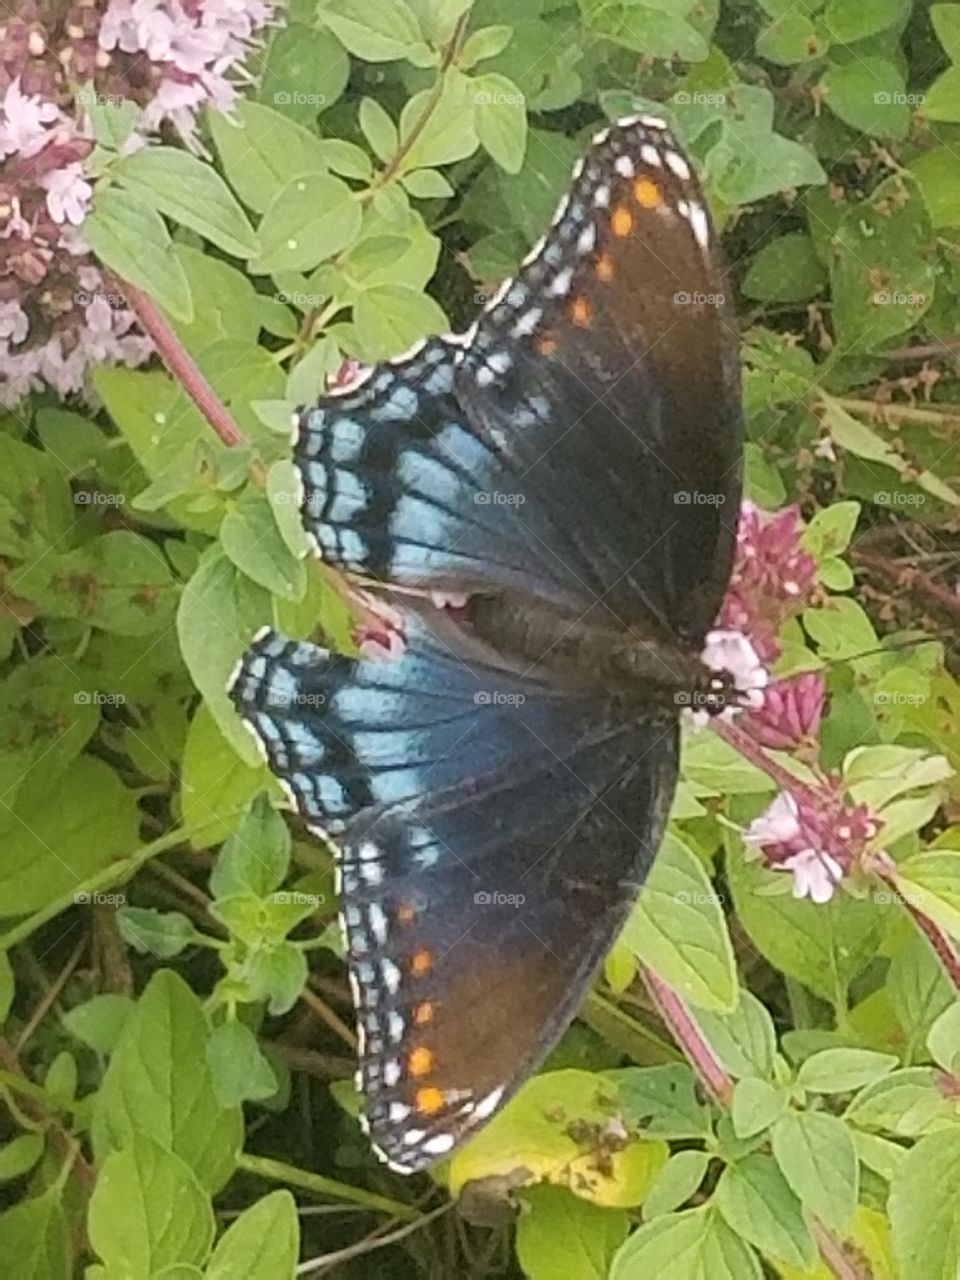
[720,502,818,664]
[744,787,879,905]
[0,0,272,409]
[99,0,274,147]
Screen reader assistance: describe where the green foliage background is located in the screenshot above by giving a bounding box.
[3,0,960,1275]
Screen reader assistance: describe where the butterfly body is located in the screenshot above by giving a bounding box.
[230,113,744,1173]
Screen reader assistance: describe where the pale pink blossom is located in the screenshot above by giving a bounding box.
[782,849,844,904]
[744,791,802,848]
[0,78,61,160]
[40,164,93,226]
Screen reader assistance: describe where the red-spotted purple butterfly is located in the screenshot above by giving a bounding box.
[229,114,750,1173]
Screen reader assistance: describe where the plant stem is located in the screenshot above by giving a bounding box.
[641,967,733,1105]
[235,1152,419,1220]
[118,278,248,448]
[833,395,960,428]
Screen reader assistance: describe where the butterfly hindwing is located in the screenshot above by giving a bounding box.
[230,610,679,1170]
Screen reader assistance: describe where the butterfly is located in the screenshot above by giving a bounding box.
[229,113,744,1173]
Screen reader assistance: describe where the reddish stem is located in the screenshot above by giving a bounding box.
[715,718,823,808]
[642,966,733,1106]
[118,278,248,449]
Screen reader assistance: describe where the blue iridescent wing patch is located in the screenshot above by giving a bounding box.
[230,608,678,1171]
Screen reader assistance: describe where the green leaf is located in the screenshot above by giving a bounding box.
[0,757,140,917]
[206,1190,299,1280]
[771,1111,858,1232]
[713,1154,816,1270]
[824,0,910,43]
[0,1134,44,1183]
[176,547,271,764]
[579,0,708,61]
[473,72,529,173]
[208,101,336,214]
[611,1207,762,1280]
[212,794,292,900]
[118,907,196,959]
[115,147,259,258]
[84,186,193,321]
[696,992,778,1080]
[756,11,828,64]
[180,705,282,847]
[320,0,430,62]
[359,96,398,163]
[797,1047,899,1093]
[846,1067,960,1137]
[88,1135,215,1275]
[207,1021,278,1108]
[62,993,134,1055]
[398,74,480,171]
[0,951,12,1025]
[731,1078,788,1139]
[912,146,960,229]
[246,942,309,1015]
[461,24,515,67]
[829,175,936,351]
[401,168,455,197]
[255,172,362,273]
[220,489,307,600]
[742,232,827,303]
[80,85,141,150]
[0,1187,68,1279]
[449,1070,668,1207]
[517,1186,629,1280]
[889,1129,960,1279]
[822,57,910,139]
[260,24,349,124]
[895,851,960,942]
[92,970,243,1193]
[622,832,737,1013]
[609,1065,712,1141]
[643,1151,710,1219]
[928,1003,960,1075]
[354,283,448,359]
[802,499,861,559]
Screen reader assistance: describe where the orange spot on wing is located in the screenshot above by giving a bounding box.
[411,949,433,975]
[415,1085,446,1115]
[611,205,634,237]
[570,296,592,327]
[397,902,416,924]
[408,1046,434,1076]
[537,334,558,356]
[634,177,662,209]
[414,1002,434,1025]
[596,254,615,282]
